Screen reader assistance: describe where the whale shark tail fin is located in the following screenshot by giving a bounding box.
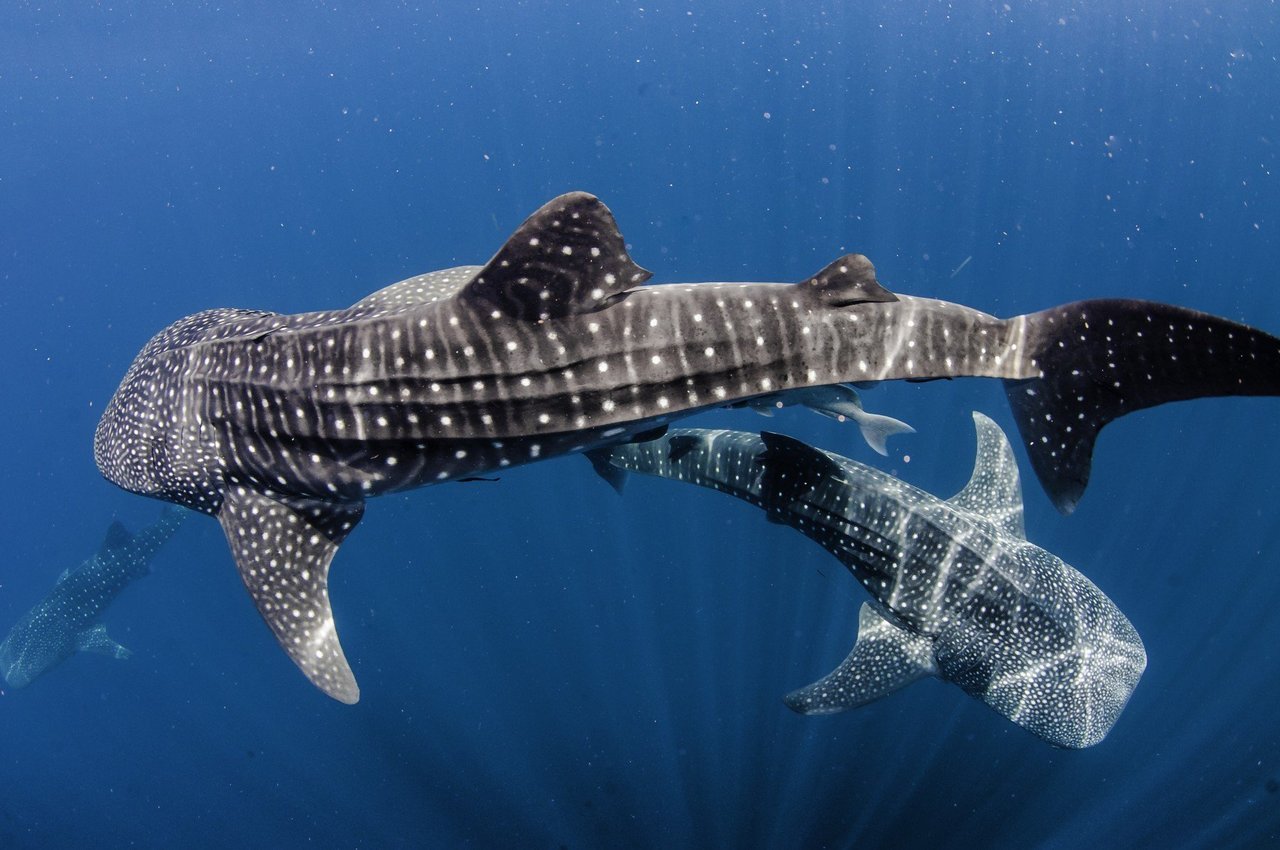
[784,602,936,714]
[97,505,187,582]
[217,487,365,704]
[1008,298,1280,514]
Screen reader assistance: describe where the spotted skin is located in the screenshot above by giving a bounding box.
[93,192,1280,702]
[595,417,1146,748]
[218,489,364,702]
[0,508,186,689]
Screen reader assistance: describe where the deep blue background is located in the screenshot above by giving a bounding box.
[2,2,1280,847]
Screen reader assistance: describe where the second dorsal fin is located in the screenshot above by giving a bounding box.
[796,254,897,307]
[462,192,652,321]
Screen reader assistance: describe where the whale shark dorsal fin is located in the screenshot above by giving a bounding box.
[217,486,365,704]
[462,192,653,322]
[666,434,703,462]
[100,520,134,555]
[77,624,131,660]
[784,602,936,714]
[946,412,1026,540]
[797,253,898,308]
[756,431,844,518]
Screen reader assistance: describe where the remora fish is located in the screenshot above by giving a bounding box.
[731,384,914,456]
[92,191,1280,702]
[591,418,1146,748]
[0,507,186,689]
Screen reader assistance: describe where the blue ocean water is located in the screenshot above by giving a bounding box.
[2,2,1279,846]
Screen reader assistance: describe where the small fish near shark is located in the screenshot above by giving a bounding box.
[92,191,1280,703]
[730,384,914,456]
[0,507,186,690]
[591,417,1146,749]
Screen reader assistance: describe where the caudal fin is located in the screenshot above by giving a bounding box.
[1007,299,1280,513]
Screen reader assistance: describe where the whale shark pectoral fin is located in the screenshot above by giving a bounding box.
[77,624,131,660]
[585,449,629,495]
[796,253,898,308]
[946,412,1026,539]
[461,191,653,322]
[784,602,936,714]
[217,486,365,704]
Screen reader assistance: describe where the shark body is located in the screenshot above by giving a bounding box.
[92,192,1280,702]
[0,508,185,689]
[593,417,1146,748]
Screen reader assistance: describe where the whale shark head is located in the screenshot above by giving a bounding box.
[94,307,278,507]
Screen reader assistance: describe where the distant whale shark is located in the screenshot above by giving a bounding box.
[92,191,1280,702]
[0,508,185,689]
[591,417,1146,748]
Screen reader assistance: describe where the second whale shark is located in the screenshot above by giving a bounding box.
[0,508,186,690]
[592,417,1146,748]
[92,192,1279,702]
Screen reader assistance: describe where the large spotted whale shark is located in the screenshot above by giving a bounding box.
[591,417,1145,748]
[93,191,1280,703]
[0,508,185,689]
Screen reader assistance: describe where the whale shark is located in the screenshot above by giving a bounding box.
[590,416,1146,748]
[92,191,1280,702]
[0,507,186,689]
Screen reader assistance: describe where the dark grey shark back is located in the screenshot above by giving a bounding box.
[92,191,1272,702]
